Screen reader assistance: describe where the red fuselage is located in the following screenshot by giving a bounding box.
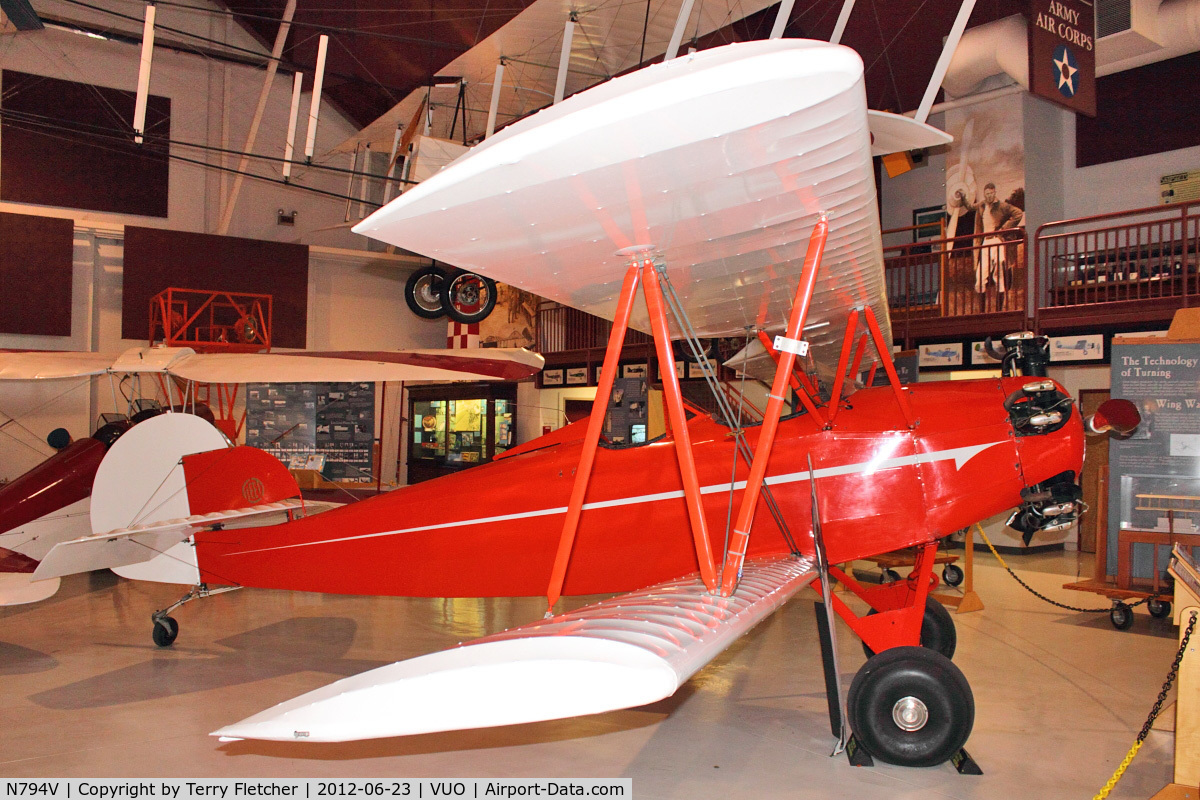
[193,376,1083,598]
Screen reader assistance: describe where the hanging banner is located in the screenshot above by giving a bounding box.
[1029,0,1096,116]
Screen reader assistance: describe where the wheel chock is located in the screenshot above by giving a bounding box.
[844,734,874,767]
[951,748,983,775]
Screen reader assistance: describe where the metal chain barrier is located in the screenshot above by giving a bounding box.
[1093,610,1196,800]
[974,523,1161,613]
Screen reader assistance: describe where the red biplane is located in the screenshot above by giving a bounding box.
[11,39,1137,768]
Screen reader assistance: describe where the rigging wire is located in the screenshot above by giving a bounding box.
[0,107,416,186]
[0,114,384,208]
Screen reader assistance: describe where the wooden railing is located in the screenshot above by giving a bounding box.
[1033,201,1199,331]
[537,302,651,353]
[884,229,1026,342]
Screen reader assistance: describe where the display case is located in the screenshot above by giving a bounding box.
[407,382,517,484]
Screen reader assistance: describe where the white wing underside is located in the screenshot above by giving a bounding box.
[213,555,816,743]
[355,40,949,362]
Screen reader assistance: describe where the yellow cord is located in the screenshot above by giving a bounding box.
[1092,740,1143,800]
[973,521,1153,799]
[973,523,1009,568]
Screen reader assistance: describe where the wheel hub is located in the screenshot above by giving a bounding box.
[891,696,929,732]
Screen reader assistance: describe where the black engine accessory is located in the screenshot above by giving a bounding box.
[1007,470,1083,544]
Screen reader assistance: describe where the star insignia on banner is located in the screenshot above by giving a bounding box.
[1053,45,1078,98]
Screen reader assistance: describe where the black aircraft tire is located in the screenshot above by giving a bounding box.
[848,646,974,768]
[862,597,957,660]
[942,563,964,587]
[442,271,498,324]
[405,265,448,319]
[152,616,179,647]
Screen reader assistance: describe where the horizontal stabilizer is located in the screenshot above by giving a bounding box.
[33,500,308,581]
[867,110,952,156]
[213,555,815,743]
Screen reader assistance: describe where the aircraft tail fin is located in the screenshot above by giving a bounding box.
[35,427,303,584]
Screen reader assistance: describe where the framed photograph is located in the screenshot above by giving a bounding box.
[622,363,648,379]
[918,342,963,368]
[970,341,1003,366]
[687,361,708,379]
[1049,334,1104,362]
[566,366,589,385]
[912,205,947,241]
[657,361,686,381]
[542,368,564,386]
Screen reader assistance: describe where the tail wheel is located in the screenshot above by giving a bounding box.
[862,596,957,660]
[152,616,179,647]
[942,563,964,587]
[848,646,974,767]
[442,271,497,324]
[405,265,448,319]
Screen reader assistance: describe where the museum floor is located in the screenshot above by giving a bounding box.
[0,548,1182,799]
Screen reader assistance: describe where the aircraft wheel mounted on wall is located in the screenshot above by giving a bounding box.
[848,645,974,768]
[1110,602,1135,630]
[1148,599,1172,619]
[405,265,449,319]
[441,270,498,324]
[942,563,964,587]
[862,597,957,660]
[152,615,179,647]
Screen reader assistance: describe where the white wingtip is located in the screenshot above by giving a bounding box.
[211,637,678,743]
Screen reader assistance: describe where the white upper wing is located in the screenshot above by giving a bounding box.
[0,351,117,380]
[354,40,947,359]
[0,347,543,383]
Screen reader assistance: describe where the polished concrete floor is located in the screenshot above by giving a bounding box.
[0,549,1184,798]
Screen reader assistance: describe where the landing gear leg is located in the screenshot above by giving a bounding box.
[827,545,981,770]
[150,583,240,647]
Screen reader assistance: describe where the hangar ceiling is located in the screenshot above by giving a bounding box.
[216,0,1027,133]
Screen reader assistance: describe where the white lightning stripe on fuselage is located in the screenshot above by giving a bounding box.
[225,441,1005,556]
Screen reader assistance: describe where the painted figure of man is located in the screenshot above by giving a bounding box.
[973,183,1024,294]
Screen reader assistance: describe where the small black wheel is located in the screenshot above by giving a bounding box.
[1110,602,1134,631]
[863,597,957,660]
[152,616,179,647]
[942,563,964,587]
[672,338,720,363]
[1148,599,1171,619]
[405,265,448,319]
[881,568,901,584]
[847,646,974,767]
[441,271,497,324]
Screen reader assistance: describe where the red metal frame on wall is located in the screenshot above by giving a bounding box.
[149,287,273,441]
[149,287,273,353]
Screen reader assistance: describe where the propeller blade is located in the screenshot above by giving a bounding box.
[1086,398,1140,435]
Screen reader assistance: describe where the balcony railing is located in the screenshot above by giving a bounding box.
[1034,201,1199,331]
[537,302,651,353]
[885,228,1026,342]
